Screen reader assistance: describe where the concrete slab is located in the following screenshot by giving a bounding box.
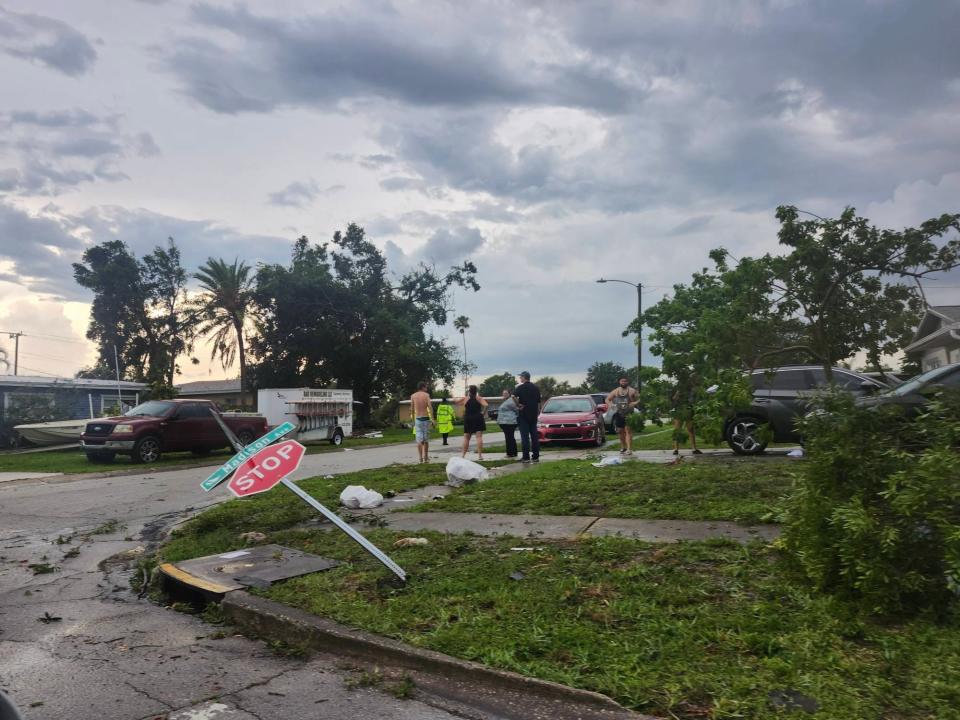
[0,470,62,483]
[161,544,339,594]
[586,518,780,544]
[384,512,597,539]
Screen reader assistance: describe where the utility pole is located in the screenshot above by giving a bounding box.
[7,331,22,375]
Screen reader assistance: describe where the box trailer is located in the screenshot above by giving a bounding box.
[257,388,353,446]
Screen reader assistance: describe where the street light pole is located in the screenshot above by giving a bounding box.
[596,279,643,395]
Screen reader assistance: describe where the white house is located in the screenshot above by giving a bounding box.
[904,305,960,372]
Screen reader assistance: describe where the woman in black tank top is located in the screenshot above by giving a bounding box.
[455,385,488,458]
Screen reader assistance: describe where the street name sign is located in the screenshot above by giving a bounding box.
[227,440,306,497]
[201,421,296,491]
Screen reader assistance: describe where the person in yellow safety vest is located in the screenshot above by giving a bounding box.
[436,396,455,445]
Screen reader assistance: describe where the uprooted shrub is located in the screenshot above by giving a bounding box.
[784,389,960,616]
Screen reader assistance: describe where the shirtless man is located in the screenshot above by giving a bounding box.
[410,382,434,464]
[606,376,640,454]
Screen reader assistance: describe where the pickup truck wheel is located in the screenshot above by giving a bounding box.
[330,428,344,446]
[86,451,116,463]
[132,435,162,464]
[236,429,255,447]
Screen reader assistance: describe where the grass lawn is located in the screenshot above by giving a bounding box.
[0,425,481,475]
[423,457,793,524]
[162,500,960,719]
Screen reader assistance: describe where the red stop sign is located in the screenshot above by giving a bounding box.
[227,440,306,498]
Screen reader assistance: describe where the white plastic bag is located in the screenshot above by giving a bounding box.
[444,456,490,487]
[339,485,384,509]
[591,455,624,468]
[787,448,805,458]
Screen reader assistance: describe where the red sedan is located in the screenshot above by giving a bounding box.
[537,395,607,447]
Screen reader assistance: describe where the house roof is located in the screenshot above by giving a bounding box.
[176,379,242,395]
[931,305,960,322]
[0,375,146,390]
[906,305,960,354]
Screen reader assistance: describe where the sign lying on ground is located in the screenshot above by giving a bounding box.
[201,421,296,491]
[227,440,306,497]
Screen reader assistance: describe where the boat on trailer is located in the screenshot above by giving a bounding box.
[13,419,88,446]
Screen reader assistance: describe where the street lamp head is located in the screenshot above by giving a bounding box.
[596,278,607,284]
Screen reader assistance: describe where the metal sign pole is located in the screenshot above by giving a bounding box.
[280,478,407,583]
[211,410,246,453]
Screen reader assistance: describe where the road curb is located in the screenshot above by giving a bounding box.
[222,590,654,720]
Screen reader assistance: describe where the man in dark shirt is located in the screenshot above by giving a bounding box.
[512,371,542,463]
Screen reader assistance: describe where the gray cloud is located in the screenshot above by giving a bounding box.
[0,109,159,195]
[667,215,712,236]
[267,179,343,207]
[0,7,97,76]
[158,3,637,115]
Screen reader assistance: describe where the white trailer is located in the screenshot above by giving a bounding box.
[256,388,353,446]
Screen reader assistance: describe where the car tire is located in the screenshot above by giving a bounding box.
[236,429,256,447]
[330,428,344,446]
[594,425,605,447]
[725,417,768,455]
[132,435,162,464]
[86,451,116,463]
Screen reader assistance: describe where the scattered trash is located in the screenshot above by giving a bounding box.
[239,532,267,544]
[323,474,335,479]
[37,611,61,624]
[510,547,543,552]
[394,537,429,547]
[445,456,490,487]
[591,455,624,468]
[509,571,526,581]
[390,498,416,503]
[361,431,384,439]
[787,448,805,458]
[339,485,384,509]
[432,495,445,501]
[343,448,354,452]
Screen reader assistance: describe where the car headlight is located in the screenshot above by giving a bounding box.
[577,421,595,427]
[537,423,546,429]
[112,424,135,434]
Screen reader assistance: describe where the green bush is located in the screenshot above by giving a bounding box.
[784,390,960,615]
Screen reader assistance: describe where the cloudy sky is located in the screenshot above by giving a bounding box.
[1,0,959,386]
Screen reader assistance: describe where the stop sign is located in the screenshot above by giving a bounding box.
[227,440,306,498]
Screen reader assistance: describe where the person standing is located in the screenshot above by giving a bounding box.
[513,371,541,463]
[436,396,454,445]
[606,376,640,454]
[495,389,519,458]
[410,382,434,464]
[454,385,488,459]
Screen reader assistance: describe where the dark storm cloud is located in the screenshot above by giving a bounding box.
[159,3,637,115]
[0,7,97,76]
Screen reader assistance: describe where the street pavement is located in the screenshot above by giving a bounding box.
[0,438,522,720]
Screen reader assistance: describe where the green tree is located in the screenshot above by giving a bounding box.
[535,376,573,401]
[478,371,517,397]
[190,258,253,400]
[585,361,629,392]
[73,238,189,395]
[251,225,479,423]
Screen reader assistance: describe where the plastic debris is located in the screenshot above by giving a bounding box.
[394,537,429,547]
[445,456,490,487]
[509,571,526,581]
[592,455,624,468]
[787,448,805,458]
[339,485,384,509]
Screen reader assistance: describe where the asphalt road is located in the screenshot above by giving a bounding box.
[0,439,507,720]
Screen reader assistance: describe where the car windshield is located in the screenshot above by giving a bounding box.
[542,398,593,413]
[886,364,959,397]
[124,401,175,417]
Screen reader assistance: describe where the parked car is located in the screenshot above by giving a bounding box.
[722,366,886,455]
[855,363,960,416]
[861,370,905,387]
[80,399,267,464]
[537,395,607,447]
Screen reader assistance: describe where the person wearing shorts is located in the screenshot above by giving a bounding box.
[606,376,639,454]
[410,382,434,464]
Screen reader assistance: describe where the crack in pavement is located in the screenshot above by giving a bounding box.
[123,679,175,711]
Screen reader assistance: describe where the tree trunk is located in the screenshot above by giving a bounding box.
[234,318,247,408]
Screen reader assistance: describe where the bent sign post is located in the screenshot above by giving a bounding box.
[199,420,406,582]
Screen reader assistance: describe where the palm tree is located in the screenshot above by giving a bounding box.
[453,315,470,392]
[192,258,253,401]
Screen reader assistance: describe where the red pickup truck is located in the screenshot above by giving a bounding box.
[81,399,268,464]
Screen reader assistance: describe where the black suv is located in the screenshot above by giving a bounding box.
[724,366,887,455]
